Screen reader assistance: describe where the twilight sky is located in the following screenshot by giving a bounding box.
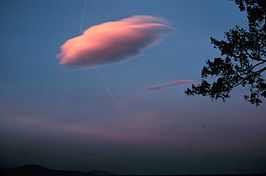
[0,0,266,175]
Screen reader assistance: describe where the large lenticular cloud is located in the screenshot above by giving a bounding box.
[58,15,173,68]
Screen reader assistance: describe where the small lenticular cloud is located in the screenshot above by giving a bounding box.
[58,15,174,68]
[144,80,194,91]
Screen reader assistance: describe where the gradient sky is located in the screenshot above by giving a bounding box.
[0,0,266,175]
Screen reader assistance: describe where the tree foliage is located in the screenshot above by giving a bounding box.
[185,0,266,106]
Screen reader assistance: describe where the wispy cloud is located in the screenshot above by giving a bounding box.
[58,15,174,68]
[144,80,193,91]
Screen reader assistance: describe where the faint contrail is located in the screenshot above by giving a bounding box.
[79,1,125,112]
[94,67,105,78]
[105,87,126,112]
[94,67,126,112]
[79,0,88,34]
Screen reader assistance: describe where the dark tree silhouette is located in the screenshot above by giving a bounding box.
[185,0,266,106]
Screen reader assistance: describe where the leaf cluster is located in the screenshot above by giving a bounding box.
[185,0,266,105]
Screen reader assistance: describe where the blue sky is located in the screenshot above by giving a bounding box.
[0,0,266,174]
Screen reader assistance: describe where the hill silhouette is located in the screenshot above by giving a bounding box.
[1,164,266,176]
[0,164,116,176]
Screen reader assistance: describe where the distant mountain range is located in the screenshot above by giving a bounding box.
[1,164,265,176]
[0,164,116,176]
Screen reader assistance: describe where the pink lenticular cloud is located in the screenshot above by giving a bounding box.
[144,80,194,91]
[58,15,174,68]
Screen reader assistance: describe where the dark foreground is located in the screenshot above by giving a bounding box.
[0,164,265,176]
